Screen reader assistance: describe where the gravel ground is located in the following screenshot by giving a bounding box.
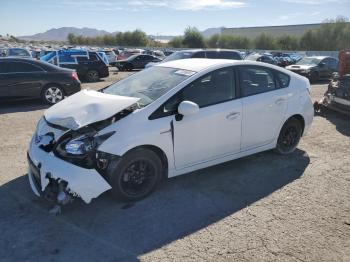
[0,69,349,262]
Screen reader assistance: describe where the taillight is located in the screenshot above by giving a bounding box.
[71,72,79,81]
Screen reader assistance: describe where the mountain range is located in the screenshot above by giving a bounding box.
[18,27,224,41]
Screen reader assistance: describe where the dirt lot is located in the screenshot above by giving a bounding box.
[0,68,349,262]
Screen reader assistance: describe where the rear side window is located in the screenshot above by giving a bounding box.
[89,53,99,61]
[8,62,43,73]
[239,66,277,97]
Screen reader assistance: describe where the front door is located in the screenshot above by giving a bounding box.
[165,67,242,169]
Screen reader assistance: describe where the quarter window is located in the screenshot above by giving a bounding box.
[239,66,277,97]
[276,72,290,88]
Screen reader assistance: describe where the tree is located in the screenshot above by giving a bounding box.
[168,36,184,48]
[276,35,299,50]
[254,33,277,50]
[182,27,205,48]
[67,33,77,44]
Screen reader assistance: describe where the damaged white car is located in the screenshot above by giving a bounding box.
[28,59,314,205]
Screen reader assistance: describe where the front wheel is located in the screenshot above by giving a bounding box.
[41,85,65,105]
[107,149,162,202]
[275,118,303,155]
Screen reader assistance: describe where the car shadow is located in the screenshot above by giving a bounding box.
[0,99,50,114]
[0,149,309,261]
[316,107,350,137]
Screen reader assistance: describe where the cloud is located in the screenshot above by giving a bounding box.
[59,0,247,11]
[283,0,346,4]
[277,10,321,20]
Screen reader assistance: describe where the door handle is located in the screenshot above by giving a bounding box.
[226,112,240,120]
[275,98,286,105]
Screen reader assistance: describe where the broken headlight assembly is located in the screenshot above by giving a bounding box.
[54,131,115,168]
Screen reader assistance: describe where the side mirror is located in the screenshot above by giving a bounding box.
[319,62,325,67]
[176,101,199,121]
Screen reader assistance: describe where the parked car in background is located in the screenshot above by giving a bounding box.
[143,50,166,60]
[115,54,161,71]
[0,58,80,104]
[163,50,174,56]
[27,59,313,204]
[101,49,117,66]
[4,48,32,58]
[314,49,350,116]
[245,53,277,65]
[145,49,243,68]
[117,49,143,60]
[41,50,109,82]
[286,56,339,82]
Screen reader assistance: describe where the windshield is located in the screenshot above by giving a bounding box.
[103,66,195,107]
[162,51,194,62]
[296,57,322,65]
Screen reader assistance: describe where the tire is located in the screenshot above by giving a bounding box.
[41,85,65,105]
[309,72,319,83]
[275,118,303,155]
[107,148,162,202]
[125,64,133,71]
[86,70,100,82]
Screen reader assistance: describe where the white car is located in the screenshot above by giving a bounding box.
[27,59,313,204]
[102,49,117,65]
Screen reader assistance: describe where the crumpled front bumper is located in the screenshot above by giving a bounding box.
[27,136,112,204]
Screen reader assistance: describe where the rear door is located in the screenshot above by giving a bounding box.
[239,65,289,150]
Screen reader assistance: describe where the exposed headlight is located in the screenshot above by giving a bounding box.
[300,69,310,73]
[65,135,93,155]
[64,131,115,155]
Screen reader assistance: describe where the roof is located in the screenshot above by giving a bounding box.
[157,58,240,72]
[156,58,297,77]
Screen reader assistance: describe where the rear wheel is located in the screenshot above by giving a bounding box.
[107,149,162,202]
[41,85,64,105]
[86,70,100,82]
[125,64,133,71]
[309,72,319,83]
[275,118,303,155]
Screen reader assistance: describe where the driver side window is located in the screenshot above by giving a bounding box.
[164,67,235,113]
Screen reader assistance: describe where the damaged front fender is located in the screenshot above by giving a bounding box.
[28,137,112,204]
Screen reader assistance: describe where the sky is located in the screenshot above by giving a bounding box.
[1,0,349,36]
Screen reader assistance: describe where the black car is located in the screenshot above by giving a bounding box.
[0,58,81,104]
[286,56,339,82]
[116,54,162,71]
[245,53,277,65]
[62,52,109,82]
[41,51,109,82]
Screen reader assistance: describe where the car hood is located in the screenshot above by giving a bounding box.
[44,89,139,130]
[287,64,316,70]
